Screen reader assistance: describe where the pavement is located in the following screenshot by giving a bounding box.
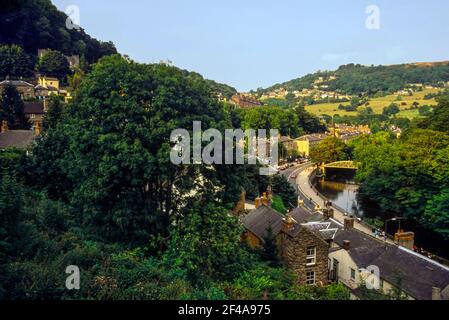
[281,163,390,241]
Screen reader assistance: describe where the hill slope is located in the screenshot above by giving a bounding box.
[0,0,117,63]
[260,61,449,96]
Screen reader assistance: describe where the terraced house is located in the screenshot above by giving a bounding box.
[242,201,449,299]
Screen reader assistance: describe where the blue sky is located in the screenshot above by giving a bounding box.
[52,0,449,91]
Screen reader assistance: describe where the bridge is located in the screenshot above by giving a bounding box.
[324,161,358,170]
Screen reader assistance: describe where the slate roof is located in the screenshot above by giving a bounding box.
[0,79,34,87]
[290,206,323,223]
[334,228,449,300]
[0,130,36,149]
[242,205,284,241]
[243,204,339,243]
[24,102,44,114]
[296,134,327,143]
[280,136,293,143]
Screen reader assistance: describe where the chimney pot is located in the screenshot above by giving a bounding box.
[255,197,262,209]
[323,209,334,220]
[394,231,415,251]
[1,120,8,133]
[343,240,351,250]
[282,215,297,234]
[344,218,355,230]
[432,287,441,301]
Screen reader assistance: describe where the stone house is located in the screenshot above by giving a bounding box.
[0,79,35,100]
[329,221,449,300]
[0,121,38,150]
[24,101,46,132]
[242,205,337,286]
[230,94,262,108]
[295,134,328,157]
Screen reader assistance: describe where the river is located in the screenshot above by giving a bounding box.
[313,170,449,260]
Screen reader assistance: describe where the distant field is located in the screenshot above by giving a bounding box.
[305,88,440,118]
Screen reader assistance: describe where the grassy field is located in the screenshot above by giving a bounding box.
[305,88,440,119]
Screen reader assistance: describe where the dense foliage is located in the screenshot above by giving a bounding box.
[0,85,29,129]
[232,105,326,139]
[0,55,346,300]
[37,49,70,78]
[0,0,117,64]
[352,95,449,238]
[310,136,350,164]
[0,44,35,77]
[261,62,449,96]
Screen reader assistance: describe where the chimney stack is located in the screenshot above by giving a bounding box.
[35,122,42,136]
[255,197,262,209]
[432,287,441,301]
[344,218,355,230]
[323,208,334,220]
[282,215,297,234]
[394,231,415,251]
[260,192,270,207]
[1,120,8,133]
[43,98,49,112]
[343,240,351,250]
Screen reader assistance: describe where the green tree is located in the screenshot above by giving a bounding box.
[418,94,449,133]
[0,85,29,129]
[382,103,400,117]
[37,50,70,79]
[163,201,250,285]
[32,54,242,244]
[240,107,299,137]
[295,105,327,134]
[310,136,349,164]
[0,174,23,264]
[0,45,35,78]
[262,226,281,267]
[271,195,287,215]
[271,174,298,209]
[42,95,63,131]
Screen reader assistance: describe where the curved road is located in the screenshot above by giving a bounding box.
[281,163,383,237]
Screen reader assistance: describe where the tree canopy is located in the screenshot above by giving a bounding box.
[37,49,70,78]
[310,136,350,164]
[0,44,35,78]
[0,0,117,64]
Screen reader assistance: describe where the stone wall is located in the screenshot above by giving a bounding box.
[281,226,329,286]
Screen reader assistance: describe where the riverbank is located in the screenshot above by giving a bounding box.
[293,164,387,240]
[288,164,449,266]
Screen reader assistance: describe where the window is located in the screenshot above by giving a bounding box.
[306,271,316,285]
[306,247,316,266]
[350,268,356,281]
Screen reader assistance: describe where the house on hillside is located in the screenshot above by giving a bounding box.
[242,204,337,286]
[329,223,449,300]
[295,134,328,157]
[242,199,449,299]
[38,49,80,69]
[0,79,36,99]
[231,94,262,108]
[38,76,60,92]
[0,121,38,151]
[24,101,46,131]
